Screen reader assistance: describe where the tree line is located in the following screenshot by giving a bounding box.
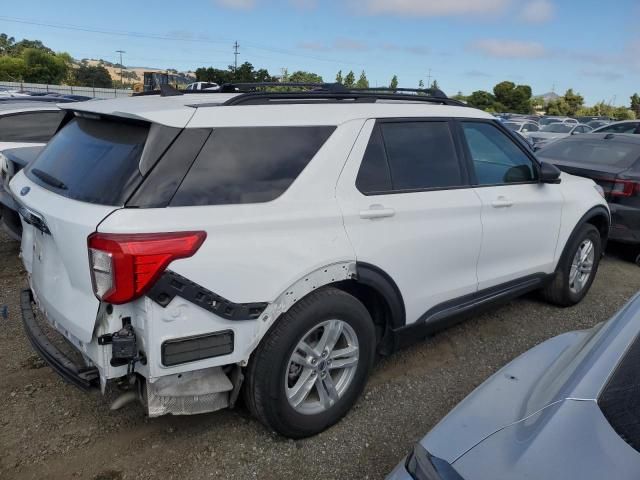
[0,33,113,88]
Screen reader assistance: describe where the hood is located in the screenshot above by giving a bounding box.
[420,292,640,464]
[530,132,569,140]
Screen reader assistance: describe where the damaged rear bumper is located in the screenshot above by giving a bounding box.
[20,289,99,390]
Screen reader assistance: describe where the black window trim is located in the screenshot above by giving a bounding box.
[356,117,472,197]
[0,109,67,143]
[454,118,543,189]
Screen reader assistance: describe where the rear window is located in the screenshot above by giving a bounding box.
[26,117,149,205]
[170,126,335,206]
[0,110,65,142]
[540,139,640,169]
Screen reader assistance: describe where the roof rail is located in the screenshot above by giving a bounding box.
[218,82,465,107]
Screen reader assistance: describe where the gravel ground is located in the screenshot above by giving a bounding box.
[1,229,639,480]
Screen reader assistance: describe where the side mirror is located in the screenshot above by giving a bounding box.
[539,161,562,184]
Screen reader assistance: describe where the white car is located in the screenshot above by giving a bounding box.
[10,86,609,438]
[0,104,66,238]
[528,122,593,149]
[185,81,220,91]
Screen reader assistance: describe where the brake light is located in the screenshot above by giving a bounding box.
[87,231,206,304]
[610,180,640,197]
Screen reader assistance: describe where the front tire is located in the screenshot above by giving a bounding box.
[542,223,601,307]
[244,287,375,438]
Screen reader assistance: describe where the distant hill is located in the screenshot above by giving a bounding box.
[534,91,561,105]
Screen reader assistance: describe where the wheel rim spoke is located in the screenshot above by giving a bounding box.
[570,239,595,294]
[329,346,359,369]
[287,369,316,407]
[316,374,339,409]
[315,320,343,355]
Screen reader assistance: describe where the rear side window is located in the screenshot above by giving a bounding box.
[0,110,65,142]
[26,117,149,205]
[462,122,537,185]
[170,126,335,206]
[381,122,462,191]
[355,125,392,193]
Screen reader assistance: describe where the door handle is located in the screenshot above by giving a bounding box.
[491,196,513,208]
[359,205,395,220]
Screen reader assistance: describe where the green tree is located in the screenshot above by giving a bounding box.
[355,70,369,88]
[631,93,640,117]
[288,70,323,84]
[466,90,497,111]
[418,79,424,89]
[8,38,54,56]
[344,70,356,88]
[0,55,25,81]
[493,81,533,113]
[430,79,440,90]
[0,33,15,55]
[452,91,467,102]
[335,70,343,84]
[390,75,399,90]
[563,88,584,116]
[73,64,113,88]
[21,48,69,84]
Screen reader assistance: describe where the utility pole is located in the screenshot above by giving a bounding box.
[426,69,432,87]
[116,50,126,86]
[233,41,240,78]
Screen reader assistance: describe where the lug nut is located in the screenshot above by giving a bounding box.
[311,359,317,365]
[322,350,328,358]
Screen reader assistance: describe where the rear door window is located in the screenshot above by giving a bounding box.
[379,121,463,191]
[0,110,65,142]
[26,117,149,205]
[170,126,335,206]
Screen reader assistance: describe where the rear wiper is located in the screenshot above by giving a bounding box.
[31,169,67,190]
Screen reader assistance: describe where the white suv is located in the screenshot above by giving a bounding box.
[10,85,609,438]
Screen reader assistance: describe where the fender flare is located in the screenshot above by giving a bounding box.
[556,205,610,270]
[355,262,406,329]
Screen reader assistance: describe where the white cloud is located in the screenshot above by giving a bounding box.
[358,0,511,16]
[519,0,554,23]
[213,0,255,10]
[471,39,546,58]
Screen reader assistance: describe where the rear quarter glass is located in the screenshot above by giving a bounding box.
[25,117,149,206]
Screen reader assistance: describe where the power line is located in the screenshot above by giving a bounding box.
[0,15,359,65]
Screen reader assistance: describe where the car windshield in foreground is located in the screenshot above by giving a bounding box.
[542,124,573,133]
[503,122,521,131]
[539,138,640,168]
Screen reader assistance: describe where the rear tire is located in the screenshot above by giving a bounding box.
[541,223,601,307]
[243,287,375,438]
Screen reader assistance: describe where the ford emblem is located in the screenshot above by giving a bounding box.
[20,186,30,196]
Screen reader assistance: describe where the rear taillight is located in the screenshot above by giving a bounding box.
[87,231,206,304]
[610,179,640,197]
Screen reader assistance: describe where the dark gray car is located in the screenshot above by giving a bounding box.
[388,292,640,479]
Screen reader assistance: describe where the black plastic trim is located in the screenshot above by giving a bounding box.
[389,274,551,351]
[356,262,406,329]
[147,270,268,321]
[558,205,610,264]
[20,289,98,390]
[161,330,234,366]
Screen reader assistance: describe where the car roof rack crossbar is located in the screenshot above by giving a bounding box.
[219,82,465,106]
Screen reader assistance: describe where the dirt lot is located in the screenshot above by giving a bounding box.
[1,229,639,480]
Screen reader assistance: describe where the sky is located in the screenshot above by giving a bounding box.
[1,0,638,106]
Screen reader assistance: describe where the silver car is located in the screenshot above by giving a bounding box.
[528,122,593,150]
[388,292,640,480]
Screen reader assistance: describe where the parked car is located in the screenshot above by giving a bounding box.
[538,133,640,261]
[593,120,640,135]
[387,291,640,480]
[528,122,593,150]
[587,119,611,129]
[539,116,578,127]
[502,120,539,135]
[185,81,220,91]
[0,105,66,240]
[0,145,43,239]
[11,85,608,438]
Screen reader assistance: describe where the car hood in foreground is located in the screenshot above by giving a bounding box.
[420,292,640,466]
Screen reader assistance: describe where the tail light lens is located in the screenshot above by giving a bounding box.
[87,231,206,304]
[610,179,640,197]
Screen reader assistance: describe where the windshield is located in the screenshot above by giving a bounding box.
[540,139,640,168]
[542,124,572,133]
[539,118,562,126]
[503,122,521,131]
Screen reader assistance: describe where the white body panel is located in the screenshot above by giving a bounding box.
[473,183,563,289]
[336,120,482,325]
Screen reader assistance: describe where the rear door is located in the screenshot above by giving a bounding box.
[459,120,563,289]
[337,119,482,326]
[10,116,150,343]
